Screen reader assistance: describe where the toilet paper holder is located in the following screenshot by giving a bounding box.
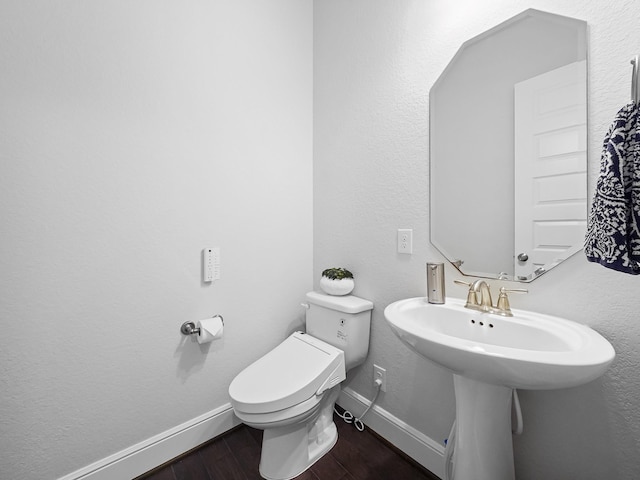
[180,315,224,336]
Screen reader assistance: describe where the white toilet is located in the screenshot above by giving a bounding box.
[228,291,373,480]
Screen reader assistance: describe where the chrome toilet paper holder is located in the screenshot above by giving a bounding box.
[180,315,224,336]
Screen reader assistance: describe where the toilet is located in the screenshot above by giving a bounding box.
[228,291,373,480]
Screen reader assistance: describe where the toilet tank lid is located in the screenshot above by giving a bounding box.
[306,291,373,314]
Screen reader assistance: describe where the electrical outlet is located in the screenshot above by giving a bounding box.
[397,229,413,254]
[373,364,387,392]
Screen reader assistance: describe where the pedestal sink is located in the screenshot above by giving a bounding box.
[384,297,615,480]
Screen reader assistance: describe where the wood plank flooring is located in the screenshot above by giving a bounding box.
[136,412,440,480]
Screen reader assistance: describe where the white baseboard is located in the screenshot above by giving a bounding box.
[338,387,445,480]
[58,404,240,480]
[57,391,442,480]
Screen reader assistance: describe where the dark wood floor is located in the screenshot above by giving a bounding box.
[136,412,439,480]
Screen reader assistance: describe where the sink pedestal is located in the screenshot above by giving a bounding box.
[453,375,514,480]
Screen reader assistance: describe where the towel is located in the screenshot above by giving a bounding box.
[584,102,640,274]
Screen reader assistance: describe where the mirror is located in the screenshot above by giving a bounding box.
[430,9,588,282]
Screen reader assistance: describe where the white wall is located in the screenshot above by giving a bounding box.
[3,1,639,479]
[314,1,640,479]
[0,1,312,479]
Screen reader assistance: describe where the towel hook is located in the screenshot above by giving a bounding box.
[631,55,639,104]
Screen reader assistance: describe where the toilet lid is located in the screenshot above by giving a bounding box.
[229,332,346,414]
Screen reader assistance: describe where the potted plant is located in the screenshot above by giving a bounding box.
[320,267,354,296]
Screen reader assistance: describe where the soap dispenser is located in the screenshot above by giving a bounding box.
[426,262,445,304]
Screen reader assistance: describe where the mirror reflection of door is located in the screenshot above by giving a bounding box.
[514,60,587,279]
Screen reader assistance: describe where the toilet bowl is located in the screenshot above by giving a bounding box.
[229,292,373,480]
[229,332,345,480]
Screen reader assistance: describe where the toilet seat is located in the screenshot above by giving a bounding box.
[233,393,324,429]
[229,332,346,415]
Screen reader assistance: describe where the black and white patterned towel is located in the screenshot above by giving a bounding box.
[585,102,640,274]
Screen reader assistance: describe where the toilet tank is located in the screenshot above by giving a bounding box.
[304,291,373,370]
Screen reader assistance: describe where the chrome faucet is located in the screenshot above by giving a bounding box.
[454,280,527,317]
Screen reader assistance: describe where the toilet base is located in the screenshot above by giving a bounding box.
[258,386,340,480]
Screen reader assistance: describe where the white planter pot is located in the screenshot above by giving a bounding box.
[320,277,354,296]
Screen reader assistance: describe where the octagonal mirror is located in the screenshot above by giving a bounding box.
[430,9,588,282]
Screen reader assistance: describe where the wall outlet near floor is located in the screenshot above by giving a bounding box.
[373,364,387,392]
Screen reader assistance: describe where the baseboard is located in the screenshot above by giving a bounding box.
[58,404,240,480]
[338,387,445,479]
[57,391,443,480]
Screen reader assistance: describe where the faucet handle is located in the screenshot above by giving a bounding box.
[495,287,528,315]
[500,287,528,295]
[453,280,479,306]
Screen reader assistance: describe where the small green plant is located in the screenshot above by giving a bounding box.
[321,267,354,280]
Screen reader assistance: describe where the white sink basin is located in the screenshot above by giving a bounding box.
[384,297,615,389]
